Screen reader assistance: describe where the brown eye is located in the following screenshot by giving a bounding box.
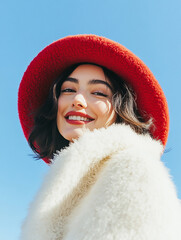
[61,88,76,93]
[92,92,108,97]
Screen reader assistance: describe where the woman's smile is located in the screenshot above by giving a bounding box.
[64,111,95,124]
[56,64,117,141]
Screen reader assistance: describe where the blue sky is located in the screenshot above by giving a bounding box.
[1,0,181,239]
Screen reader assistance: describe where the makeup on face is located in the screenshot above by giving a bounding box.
[57,64,117,141]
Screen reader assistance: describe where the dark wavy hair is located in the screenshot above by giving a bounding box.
[28,63,153,160]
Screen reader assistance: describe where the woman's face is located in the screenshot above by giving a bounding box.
[57,64,117,141]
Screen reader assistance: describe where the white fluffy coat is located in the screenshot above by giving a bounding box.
[20,124,181,240]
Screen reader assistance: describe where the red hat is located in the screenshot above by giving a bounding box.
[18,34,169,163]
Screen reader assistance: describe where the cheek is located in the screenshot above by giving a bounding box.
[57,97,67,130]
[93,100,117,126]
[57,96,66,115]
[94,100,114,117]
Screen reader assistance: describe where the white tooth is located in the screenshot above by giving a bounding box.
[80,117,85,121]
[69,116,75,120]
[68,116,90,121]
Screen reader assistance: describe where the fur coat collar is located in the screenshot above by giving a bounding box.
[20,124,181,240]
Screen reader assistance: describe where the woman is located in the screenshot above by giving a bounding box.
[18,35,181,240]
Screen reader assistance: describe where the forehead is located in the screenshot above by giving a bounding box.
[69,64,108,82]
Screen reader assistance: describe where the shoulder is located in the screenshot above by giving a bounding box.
[61,125,181,239]
[54,123,163,163]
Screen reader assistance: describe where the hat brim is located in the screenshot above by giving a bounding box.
[18,34,169,162]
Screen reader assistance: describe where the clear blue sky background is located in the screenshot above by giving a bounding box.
[0,0,181,239]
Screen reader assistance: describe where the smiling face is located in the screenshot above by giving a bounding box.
[57,64,117,141]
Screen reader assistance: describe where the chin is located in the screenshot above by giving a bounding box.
[63,128,87,142]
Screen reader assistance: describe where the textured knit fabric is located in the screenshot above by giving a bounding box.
[18,35,169,164]
[20,124,181,240]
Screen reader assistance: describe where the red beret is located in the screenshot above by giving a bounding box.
[18,34,169,163]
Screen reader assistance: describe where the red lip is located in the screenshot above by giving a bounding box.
[65,111,94,120]
[64,111,94,125]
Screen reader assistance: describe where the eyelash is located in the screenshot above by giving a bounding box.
[92,92,108,97]
[61,88,108,97]
[61,88,76,93]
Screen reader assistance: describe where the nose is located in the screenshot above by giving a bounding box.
[72,93,87,109]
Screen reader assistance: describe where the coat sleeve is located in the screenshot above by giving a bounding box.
[63,145,181,240]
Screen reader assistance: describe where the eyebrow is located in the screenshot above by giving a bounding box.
[64,77,113,91]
